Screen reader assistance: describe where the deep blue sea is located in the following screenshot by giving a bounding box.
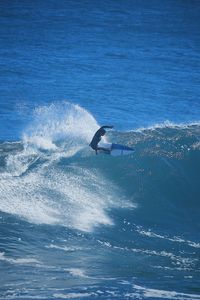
[0,0,200,299]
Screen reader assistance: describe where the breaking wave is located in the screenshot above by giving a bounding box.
[0,102,199,233]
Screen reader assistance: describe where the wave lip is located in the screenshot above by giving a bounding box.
[133,120,200,132]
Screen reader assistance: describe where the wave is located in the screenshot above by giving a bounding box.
[0,103,133,232]
[0,102,199,235]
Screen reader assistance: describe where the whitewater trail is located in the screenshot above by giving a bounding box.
[0,102,133,232]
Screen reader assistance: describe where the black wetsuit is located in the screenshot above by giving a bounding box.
[89,126,113,154]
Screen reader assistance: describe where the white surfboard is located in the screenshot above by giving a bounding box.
[98,143,134,157]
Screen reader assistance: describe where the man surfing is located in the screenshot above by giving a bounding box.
[89,125,113,154]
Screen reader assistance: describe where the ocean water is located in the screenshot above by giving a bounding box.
[0,0,200,299]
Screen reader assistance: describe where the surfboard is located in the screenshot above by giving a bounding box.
[98,143,134,157]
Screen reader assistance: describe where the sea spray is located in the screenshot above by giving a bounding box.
[22,102,99,151]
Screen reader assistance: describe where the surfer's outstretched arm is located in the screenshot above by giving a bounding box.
[101,125,113,129]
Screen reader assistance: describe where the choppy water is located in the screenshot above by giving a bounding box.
[0,0,200,299]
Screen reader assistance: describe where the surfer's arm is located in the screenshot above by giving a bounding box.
[101,125,113,129]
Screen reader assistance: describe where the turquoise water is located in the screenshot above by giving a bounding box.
[0,0,200,299]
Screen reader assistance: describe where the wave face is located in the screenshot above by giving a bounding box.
[0,103,200,299]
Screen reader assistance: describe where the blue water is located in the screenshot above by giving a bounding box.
[0,0,200,299]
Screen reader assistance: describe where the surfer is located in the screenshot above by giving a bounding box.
[89,125,113,154]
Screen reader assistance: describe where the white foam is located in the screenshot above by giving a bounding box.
[97,240,196,270]
[0,172,60,225]
[46,244,83,252]
[0,102,134,232]
[0,144,131,232]
[0,252,39,265]
[136,226,200,248]
[132,120,200,132]
[130,248,196,270]
[53,293,92,299]
[129,284,200,300]
[5,146,40,177]
[192,142,200,150]
[65,268,89,278]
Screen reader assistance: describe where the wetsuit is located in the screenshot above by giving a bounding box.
[89,126,113,154]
